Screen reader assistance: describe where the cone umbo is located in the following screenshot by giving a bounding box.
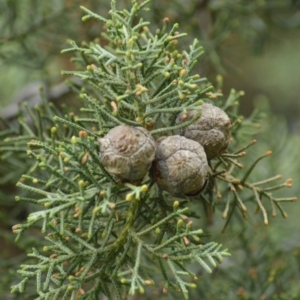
[98,124,156,181]
[150,135,209,196]
[175,103,231,159]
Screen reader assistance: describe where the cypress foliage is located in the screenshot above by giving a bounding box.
[0,1,299,299]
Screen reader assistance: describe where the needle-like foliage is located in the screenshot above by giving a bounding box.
[1,1,296,299]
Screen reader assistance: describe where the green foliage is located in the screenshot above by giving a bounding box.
[0,0,299,299]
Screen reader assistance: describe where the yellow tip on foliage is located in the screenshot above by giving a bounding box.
[265,151,272,156]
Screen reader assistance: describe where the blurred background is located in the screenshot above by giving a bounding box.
[1,0,300,299]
